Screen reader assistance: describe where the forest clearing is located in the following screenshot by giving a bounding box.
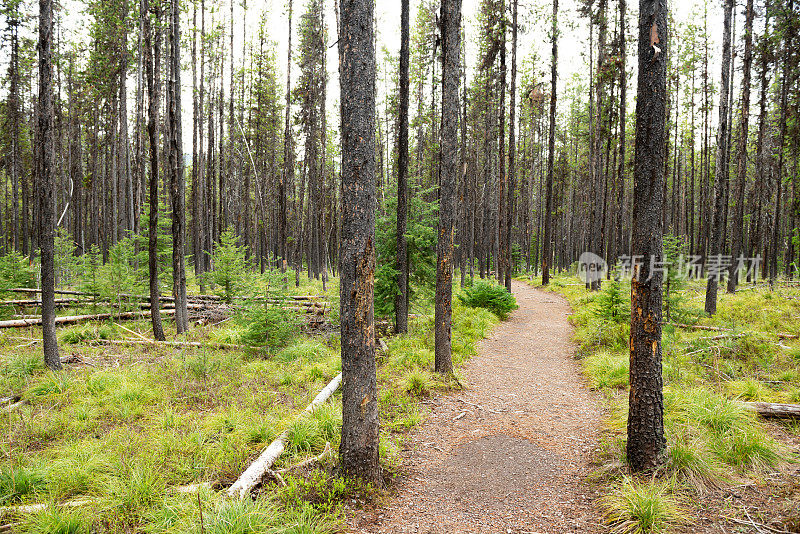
[1,0,800,531]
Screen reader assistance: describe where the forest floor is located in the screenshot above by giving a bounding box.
[348,280,605,534]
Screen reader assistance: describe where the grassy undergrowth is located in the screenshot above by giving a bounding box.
[531,274,800,533]
[0,273,500,533]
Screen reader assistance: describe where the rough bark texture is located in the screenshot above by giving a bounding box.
[168,0,188,333]
[727,0,754,293]
[705,0,732,315]
[542,0,558,286]
[38,0,60,371]
[616,0,627,260]
[395,0,410,335]
[627,0,668,472]
[337,0,380,485]
[504,0,518,292]
[143,0,165,341]
[435,0,461,375]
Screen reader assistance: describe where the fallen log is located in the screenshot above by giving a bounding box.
[87,338,244,350]
[0,298,83,307]
[0,309,176,328]
[227,372,342,499]
[668,323,799,340]
[741,401,800,419]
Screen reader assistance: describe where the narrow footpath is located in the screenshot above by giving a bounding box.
[350,280,605,534]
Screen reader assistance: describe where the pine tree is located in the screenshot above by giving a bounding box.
[38,0,60,370]
[627,0,668,472]
[338,0,380,485]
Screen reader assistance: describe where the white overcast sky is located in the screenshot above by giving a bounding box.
[46,0,726,152]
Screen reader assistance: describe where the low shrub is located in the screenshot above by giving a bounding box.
[457,281,518,319]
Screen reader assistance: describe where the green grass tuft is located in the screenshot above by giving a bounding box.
[0,466,45,505]
[603,478,685,534]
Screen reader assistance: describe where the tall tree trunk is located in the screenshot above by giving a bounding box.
[435,0,462,375]
[498,0,507,288]
[615,0,627,259]
[504,0,518,291]
[772,0,792,282]
[627,0,668,472]
[8,15,21,252]
[395,0,410,334]
[168,0,188,333]
[338,0,380,485]
[542,0,558,286]
[143,0,165,341]
[280,0,293,275]
[727,0,755,292]
[38,0,60,370]
[705,0,733,316]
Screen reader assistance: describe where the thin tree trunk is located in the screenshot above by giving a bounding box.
[504,0,518,291]
[727,0,755,292]
[168,0,188,333]
[143,0,165,341]
[395,0,410,334]
[38,0,60,370]
[435,0,462,375]
[705,0,733,315]
[542,0,558,286]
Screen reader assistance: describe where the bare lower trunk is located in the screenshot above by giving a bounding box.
[338,0,380,485]
[395,0,410,334]
[143,0,165,341]
[627,0,668,472]
[38,0,60,370]
[435,0,461,375]
[705,0,733,315]
[542,0,558,286]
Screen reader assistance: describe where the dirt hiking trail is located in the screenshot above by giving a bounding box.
[349,280,605,534]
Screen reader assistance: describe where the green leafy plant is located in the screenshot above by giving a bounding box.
[457,281,518,319]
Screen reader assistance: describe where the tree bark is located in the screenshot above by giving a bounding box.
[143,0,165,341]
[542,0,558,286]
[168,0,189,333]
[38,0,60,370]
[627,0,668,472]
[504,0,518,291]
[435,0,461,375]
[705,0,733,315]
[395,0,410,334]
[337,0,381,485]
[727,0,755,292]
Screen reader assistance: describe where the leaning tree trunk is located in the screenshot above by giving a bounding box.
[143,0,165,341]
[704,0,733,315]
[727,0,755,293]
[337,0,381,485]
[38,0,60,371]
[627,0,668,472]
[395,0,410,334]
[435,0,462,376]
[542,0,558,286]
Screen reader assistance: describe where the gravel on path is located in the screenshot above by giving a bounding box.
[348,280,606,534]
